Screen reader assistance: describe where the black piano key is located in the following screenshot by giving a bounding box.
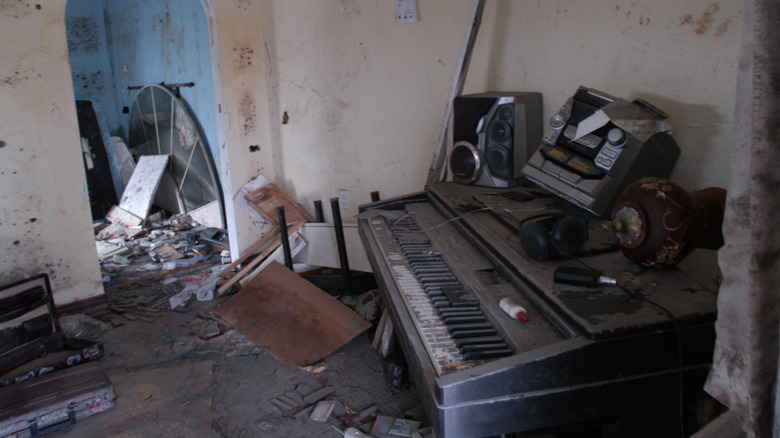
[432,299,452,308]
[423,283,459,291]
[450,328,498,338]
[438,311,484,319]
[418,274,458,283]
[460,342,510,352]
[437,306,480,315]
[441,315,486,324]
[462,348,513,360]
[454,336,505,347]
[426,290,445,298]
[412,266,450,274]
[447,322,493,332]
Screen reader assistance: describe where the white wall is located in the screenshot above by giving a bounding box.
[262,1,742,221]
[465,1,742,190]
[0,0,743,304]
[0,1,103,304]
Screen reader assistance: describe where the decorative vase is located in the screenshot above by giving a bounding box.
[608,177,726,268]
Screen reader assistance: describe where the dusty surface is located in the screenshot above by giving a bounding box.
[44,266,425,438]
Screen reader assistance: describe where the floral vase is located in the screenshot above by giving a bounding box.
[608,177,726,268]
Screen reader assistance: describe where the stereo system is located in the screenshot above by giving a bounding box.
[449,92,543,188]
[520,86,680,218]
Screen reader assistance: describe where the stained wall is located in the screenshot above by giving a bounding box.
[0,0,743,304]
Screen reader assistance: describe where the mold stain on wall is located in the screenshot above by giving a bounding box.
[680,3,730,36]
[234,46,254,71]
[239,92,257,135]
[66,16,100,53]
[0,1,34,18]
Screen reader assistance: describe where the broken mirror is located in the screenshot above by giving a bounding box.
[127,84,223,228]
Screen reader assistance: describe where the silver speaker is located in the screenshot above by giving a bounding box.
[449,92,542,187]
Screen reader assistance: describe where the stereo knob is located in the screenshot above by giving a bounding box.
[607,128,627,147]
[550,113,566,130]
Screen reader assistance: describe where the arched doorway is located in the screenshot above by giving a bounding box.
[65,0,237,266]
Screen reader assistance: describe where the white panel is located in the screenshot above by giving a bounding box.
[296,223,372,273]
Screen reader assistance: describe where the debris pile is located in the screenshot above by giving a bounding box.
[95,212,226,288]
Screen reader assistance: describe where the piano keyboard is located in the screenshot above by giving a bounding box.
[374,214,512,376]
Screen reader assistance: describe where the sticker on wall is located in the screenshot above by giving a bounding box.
[395,0,418,23]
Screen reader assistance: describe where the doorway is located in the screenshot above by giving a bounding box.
[65,0,233,276]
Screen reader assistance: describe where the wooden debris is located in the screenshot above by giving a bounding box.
[217,226,280,278]
[216,223,303,296]
[212,261,372,367]
[244,183,315,226]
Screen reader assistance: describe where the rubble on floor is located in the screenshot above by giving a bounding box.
[57,264,429,437]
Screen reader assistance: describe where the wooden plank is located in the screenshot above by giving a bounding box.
[212,261,371,367]
[118,154,169,221]
[238,229,307,285]
[216,236,282,296]
[216,222,302,296]
[217,226,280,278]
[244,183,315,226]
[216,222,305,295]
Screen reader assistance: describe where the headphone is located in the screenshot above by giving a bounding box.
[519,213,589,261]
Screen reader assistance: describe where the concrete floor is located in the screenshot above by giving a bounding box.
[44,266,427,438]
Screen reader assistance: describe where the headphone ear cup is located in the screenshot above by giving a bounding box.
[550,216,589,257]
[520,221,552,261]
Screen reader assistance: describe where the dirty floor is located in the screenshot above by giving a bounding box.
[45,265,426,438]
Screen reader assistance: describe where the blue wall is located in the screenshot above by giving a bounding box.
[66,0,218,169]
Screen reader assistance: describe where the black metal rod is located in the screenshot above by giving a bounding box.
[330,197,352,295]
[127,82,195,90]
[277,207,293,270]
[371,191,380,202]
[314,200,324,222]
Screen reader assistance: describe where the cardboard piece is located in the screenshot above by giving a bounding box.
[212,261,371,367]
[244,183,315,226]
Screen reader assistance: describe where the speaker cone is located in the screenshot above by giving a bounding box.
[486,145,511,171]
[450,141,483,184]
[489,120,511,143]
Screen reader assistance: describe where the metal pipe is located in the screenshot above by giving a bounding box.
[127,82,195,90]
[314,200,325,222]
[277,207,293,270]
[330,197,352,295]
